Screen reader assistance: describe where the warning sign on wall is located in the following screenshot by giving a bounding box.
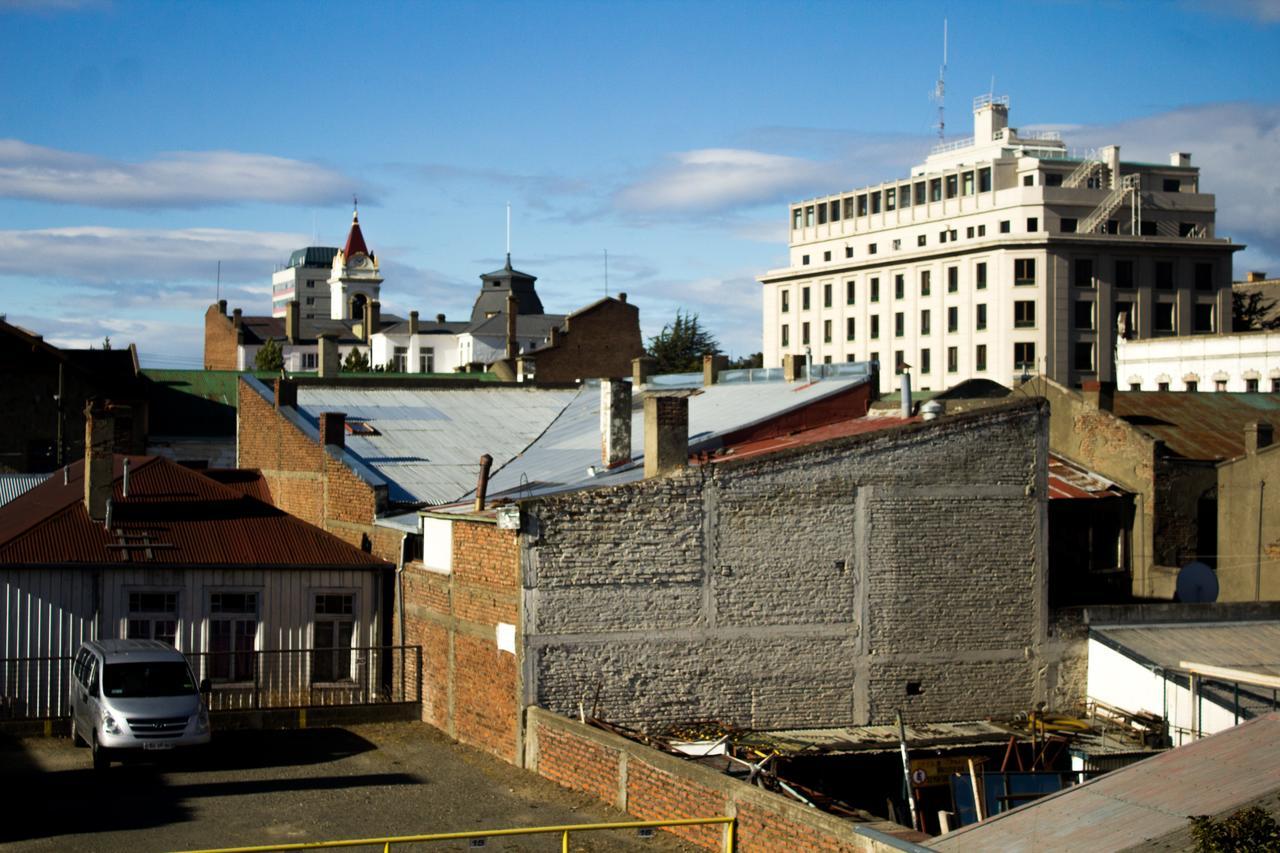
[909,756,979,787]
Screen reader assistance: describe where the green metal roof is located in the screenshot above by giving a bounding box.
[288,246,339,268]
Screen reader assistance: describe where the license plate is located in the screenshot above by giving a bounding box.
[142,742,174,751]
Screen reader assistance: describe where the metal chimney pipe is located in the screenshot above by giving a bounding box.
[900,371,912,418]
[474,453,494,512]
[122,457,130,498]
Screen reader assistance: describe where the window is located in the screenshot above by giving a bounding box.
[802,287,811,311]
[1195,263,1213,290]
[830,200,841,222]
[209,592,258,682]
[947,306,958,333]
[823,355,832,364]
[920,310,931,335]
[885,188,896,210]
[301,352,318,370]
[823,320,832,343]
[939,230,949,244]
[1194,303,1214,332]
[1014,342,1036,372]
[1186,380,1199,392]
[1246,378,1259,392]
[1140,220,1158,236]
[844,198,855,219]
[846,246,854,258]
[1130,382,1142,391]
[802,322,811,345]
[1060,218,1077,233]
[978,167,992,192]
[1027,217,1039,232]
[894,350,905,373]
[1074,342,1094,372]
[1014,258,1036,286]
[1023,174,1034,187]
[929,178,942,202]
[917,234,927,247]
[976,262,987,289]
[419,348,435,373]
[1045,172,1063,187]
[1155,262,1174,290]
[1074,258,1094,288]
[947,346,958,373]
[1015,300,1036,328]
[1075,301,1094,330]
[1000,220,1011,234]
[781,325,789,347]
[947,266,958,293]
[1163,178,1180,192]
[1154,302,1175,333]
[978,224,986,237]
[975,344,987,371]
[976,303,987,330]
[1115,301,1133,335]
[870,351,880,368]
[895,275,905,300]
[869,243,878,255]
[871,192,881,214]
[894,312,905,337]
[781,291,790,313]
[920,270,931,296]
[857,194,868,216]
[1179,222,1197,237]
[393,346,408,372]
[823,283,832,308]
[312,593,355,683]
[914,182,926,205]
[1274,378,1280,392]
[870,316,880,339]
[305,296,316,305]
[127,592,178,646]
[899,185,912,207]
[846,318,856,341]
[846,281,855,304]
[870,278,880,302]
[802,255,810,266]
[945,174,958,198]
[823,251,831,263]
[892,239,901,250]
[920,348,931,373]
[1158,382,1170,391]
[1115,260,1135,288]
[1215,379,1228,392]
[805,206,814,226]
[962,171,974,195]
[792,208,802,230]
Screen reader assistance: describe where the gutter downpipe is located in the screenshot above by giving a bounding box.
[1256,480,1267,602]
[397,532,408,701]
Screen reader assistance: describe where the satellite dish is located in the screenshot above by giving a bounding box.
[1176,561,1219,603]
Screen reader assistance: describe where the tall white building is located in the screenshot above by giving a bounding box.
[271,246,339,320]
[759,96,1241,392]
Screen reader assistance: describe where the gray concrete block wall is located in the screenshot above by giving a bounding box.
[522,399,1076,729]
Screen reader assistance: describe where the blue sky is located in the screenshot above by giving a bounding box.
[1,0,1278,366]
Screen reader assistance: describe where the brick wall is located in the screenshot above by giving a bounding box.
[525,707,922,853]
[400,518,523,763]
[531,298,644,383]
[523,399,1083,729]
[205,304,240,371]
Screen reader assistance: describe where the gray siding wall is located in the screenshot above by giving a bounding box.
[522,401,1077,729]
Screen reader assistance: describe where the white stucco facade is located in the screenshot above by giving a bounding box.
[1116,331,1280,392]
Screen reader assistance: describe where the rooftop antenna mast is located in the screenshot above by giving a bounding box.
[505,201,511,264]
[932,18,948,142]
[216,260,221,302]
[604,249,609,297]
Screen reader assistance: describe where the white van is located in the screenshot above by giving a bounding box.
[70,639,211,769]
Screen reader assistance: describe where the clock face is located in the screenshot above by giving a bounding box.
[351,254,369,268]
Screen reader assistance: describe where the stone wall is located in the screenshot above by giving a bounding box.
[521,399,1075,729]
[1217,440,1280,601]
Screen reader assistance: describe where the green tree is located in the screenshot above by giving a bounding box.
[1233,291,1280,331]
[646,310,721,373]
[1191,806,1280,852]
[729,352,763,369]
[254,338,284,372]
[342,346,371,372]
[101,336,112,351]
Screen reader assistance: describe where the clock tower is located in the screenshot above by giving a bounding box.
[329,204,383,320]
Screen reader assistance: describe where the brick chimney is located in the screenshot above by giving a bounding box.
[703,354,729,386]
[232,308,242,330]
[217,299,227,315]
[1081,379,1115,412]
[436,313,446,323]
[644,395,688,478]
[505,292,518,361]
[286,300,300,344]
[318,334,339,378]
[320,412,346,448]
[1245,421,1275,456]
[632,356,656,388]
[618,292,627,303]
[783,353,803,383]
[408,311,419,336]
[274,378,297,409]
[1247,271,1268,283]
[83,400,113,521]
[362,300,380,344]
[601,379,631,468]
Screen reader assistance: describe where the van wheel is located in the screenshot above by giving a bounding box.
[71,717,87,748]
[91,734,110,771]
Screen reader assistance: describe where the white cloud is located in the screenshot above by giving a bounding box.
[1180,0,1280,22]
[615,148,829,215]
[0,140,360,208]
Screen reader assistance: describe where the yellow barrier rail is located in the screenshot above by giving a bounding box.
[175,816,736,853]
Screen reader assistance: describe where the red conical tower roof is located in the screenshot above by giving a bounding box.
[342,205,370,258]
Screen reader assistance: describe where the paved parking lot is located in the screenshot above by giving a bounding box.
[0,721,695,852]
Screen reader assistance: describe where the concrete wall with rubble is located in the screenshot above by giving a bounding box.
[520,398,1078,729]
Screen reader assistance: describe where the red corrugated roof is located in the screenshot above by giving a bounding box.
[0,457,387,568]
[1048,453,1127,500]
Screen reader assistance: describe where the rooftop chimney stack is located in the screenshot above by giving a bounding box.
[408,310,419,336]
[274,377,297,409]
[900,370,912,418]
[217,299,227,315]
[601,379,632,468]
[474,453,493,512]
[1171,152,1192,167]
[618,292,627,303]
[1245,421,1275,456]
[1081,379,1115,412]
[505,292,518,361]
[1247,271,1268,283]
[286,300,300,343]
[644,394,688,478]
[436,313,446,324]
[320,412,346,448]
[783,353,802,383]
[83,400,113,522]
[318,334,339,378]
[232,308,242,329]
[632,356,656,388]
[703,354,729,387]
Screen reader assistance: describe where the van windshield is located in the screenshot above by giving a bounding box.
[103,662,197,698]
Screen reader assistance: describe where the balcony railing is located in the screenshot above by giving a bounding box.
[0,645,422,720]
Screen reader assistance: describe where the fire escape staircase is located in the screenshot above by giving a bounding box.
[1064,158,1107,189]
[1078,173,1142,235]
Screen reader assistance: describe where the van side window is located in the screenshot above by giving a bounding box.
[86,658,99,694]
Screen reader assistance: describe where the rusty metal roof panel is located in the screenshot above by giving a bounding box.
[1048,454,1126,500]
[0,474,50,507]
[931,712,1280,852]
[1112,391,1280,461]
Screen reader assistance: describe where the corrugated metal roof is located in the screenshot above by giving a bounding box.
[1113,391,1280,461]
[0,474,50,507]
[296,385,582,504]
[1091,621,1280,681]
[931,712,1280,852]
[751,721,1015,756]
[0,457,387,568]
[1048,454,1126,500]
